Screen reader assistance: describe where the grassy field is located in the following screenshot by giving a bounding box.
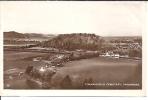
[52,57,142,89]
[4,51,142,89]
[4,51,49,70]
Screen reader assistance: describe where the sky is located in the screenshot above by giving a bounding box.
[0,1,146,36]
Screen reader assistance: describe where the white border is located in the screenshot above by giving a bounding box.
[0,1,147,96]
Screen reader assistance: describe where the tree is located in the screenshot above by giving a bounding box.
[60,75,72,89]
[128,49,142,58]
[25,66,33,75]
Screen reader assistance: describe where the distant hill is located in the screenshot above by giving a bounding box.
[4,31,27,39]
[4,31,55,39]
[25,33,49,39]
[41,33,104,50]
[102,36,142,42]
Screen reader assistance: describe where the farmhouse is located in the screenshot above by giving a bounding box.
[100,51,120,58]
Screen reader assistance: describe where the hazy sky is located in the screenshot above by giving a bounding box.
[1,1,146,36]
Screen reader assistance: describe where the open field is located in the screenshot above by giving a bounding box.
[52,57,142,89]
[4,51,49,70]
[4,51,142,89]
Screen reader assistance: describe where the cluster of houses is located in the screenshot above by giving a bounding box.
[100,52,120,58]
[33,54,70,68]
[100,51,129,58]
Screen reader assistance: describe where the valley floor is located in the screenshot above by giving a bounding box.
[4,51,142,89]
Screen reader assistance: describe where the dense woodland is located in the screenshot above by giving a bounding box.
[41,33,104,51]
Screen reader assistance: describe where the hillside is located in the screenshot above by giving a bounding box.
[4,31,27,39]
[4,31,55,39]
[24,33,52,39]
[41,33,104,51]
[4,31,56,45]
[102,36,142,42]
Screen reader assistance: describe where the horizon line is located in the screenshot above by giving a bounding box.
[3,31,142,37]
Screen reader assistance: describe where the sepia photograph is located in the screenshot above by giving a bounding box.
[0,1,147,96]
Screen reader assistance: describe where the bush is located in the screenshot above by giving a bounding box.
[60,75,72,89]
[129,49,142,58]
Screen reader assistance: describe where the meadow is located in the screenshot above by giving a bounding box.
[52,57,142,89]
[4,51,142,89]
